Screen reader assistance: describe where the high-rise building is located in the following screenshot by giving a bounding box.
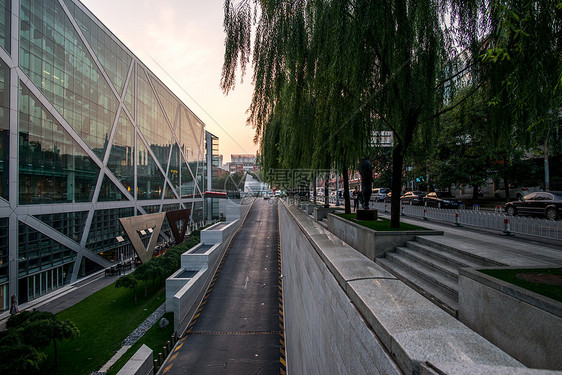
[0,0,206,311]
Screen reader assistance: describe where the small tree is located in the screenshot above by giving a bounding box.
[133,263,152,298]
[5,311,79,369]
[115,274,138,304]
[0,328,46,374]
[20,317,79,366]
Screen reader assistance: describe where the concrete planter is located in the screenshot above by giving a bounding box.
[327,213,443,260]
[458,267,562,371]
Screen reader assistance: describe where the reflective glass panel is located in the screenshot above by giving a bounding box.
[18,222,77,277]
[19,0,118,160]
[106,111,134,193]
[0,0,10,53]
[137,137,165,200]
[0,59,8,200]
[0,218,7,283]
[63,0,132,95]
[19,83,100,204]
[86,207,132,252]
[34,211,88,243]
[137,67,172,170]
[98,175,128,201]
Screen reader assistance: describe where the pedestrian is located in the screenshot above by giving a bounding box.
[353,187,359,211]
[358,189,363,210]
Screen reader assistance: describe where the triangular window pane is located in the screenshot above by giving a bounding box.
[107,111,134,192]
[181,161,196,197]
[137,67,172,169]
[124,66,135,116]
[18,84,100,204]
[33,211,88,243]
[137,137,165,200]
[153,78,180,133]
[98,175,128,201]
[168,143,180,191]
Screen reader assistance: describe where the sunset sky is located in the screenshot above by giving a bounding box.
[80,0,257,163]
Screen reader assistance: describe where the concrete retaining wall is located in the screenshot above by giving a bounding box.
[281,202,524,374]
[327,213,442,259]
[165,199,254,335]
[116,344,152,375]
[459,268,562,371]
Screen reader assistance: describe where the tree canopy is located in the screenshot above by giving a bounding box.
[222,0,561,226]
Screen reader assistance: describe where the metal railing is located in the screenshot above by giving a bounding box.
[368,202,562,240]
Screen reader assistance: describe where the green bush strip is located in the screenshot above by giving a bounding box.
[336,213,428,231]
[480,268,562,303]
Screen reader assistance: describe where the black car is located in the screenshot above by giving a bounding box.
[423,191,462,208]
[504,191,562,220]
[400,191,427,205]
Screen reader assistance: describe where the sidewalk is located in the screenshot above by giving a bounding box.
[327,201,562,266]
[377,210,562,267]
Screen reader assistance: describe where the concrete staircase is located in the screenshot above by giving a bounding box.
[376,236,504,317]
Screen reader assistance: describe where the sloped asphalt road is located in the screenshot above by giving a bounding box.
[163,198,283,374]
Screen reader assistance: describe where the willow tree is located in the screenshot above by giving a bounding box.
[221,1,491,226]
[479,0,562,194]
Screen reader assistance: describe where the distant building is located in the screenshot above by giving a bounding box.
[228,154,257,173]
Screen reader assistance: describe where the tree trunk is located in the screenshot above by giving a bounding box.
[472,185,479,201]
[343,165,351,214]
[391,144,404,228]
[503,176,510,202]
[324,178,329,208]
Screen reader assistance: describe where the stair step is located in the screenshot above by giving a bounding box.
[395,246,459,280]
[377,257,458,316]
[404,241,485,269]
[416,236,505,267]
[384,251,459,299]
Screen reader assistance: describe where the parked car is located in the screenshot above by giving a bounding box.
[494,184,542,200]
[371,188,390,202]
[423,191,462,208]
[400,191,427,205]
[504,191,562,220]
[263,192,270,200]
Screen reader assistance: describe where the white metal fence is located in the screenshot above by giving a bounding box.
[365,202,562,240]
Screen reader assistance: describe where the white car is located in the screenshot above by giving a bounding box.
[370,188,390,202]
[494,185,542,200]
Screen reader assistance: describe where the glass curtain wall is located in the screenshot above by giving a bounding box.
[0,0,207,309]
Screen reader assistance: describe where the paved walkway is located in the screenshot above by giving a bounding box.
[376,211,562,267]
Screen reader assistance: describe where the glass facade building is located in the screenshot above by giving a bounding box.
[0,0,206,311]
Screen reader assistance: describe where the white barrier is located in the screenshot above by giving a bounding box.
[372,202,562,240]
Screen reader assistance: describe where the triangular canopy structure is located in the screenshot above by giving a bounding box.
[119,212,165,264]
[165,208,192,244]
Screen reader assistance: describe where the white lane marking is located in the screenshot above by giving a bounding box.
[244,276,249,289]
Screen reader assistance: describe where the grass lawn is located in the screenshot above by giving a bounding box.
[336,213,428,231]
[41,281,166,375]
[480,268,562,302]
[107,312,175,375]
